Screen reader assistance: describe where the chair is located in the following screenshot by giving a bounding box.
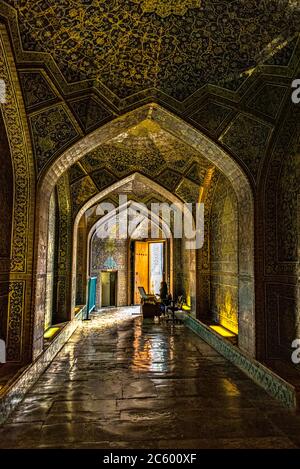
[138,286,156,302]
[138,286,161,318]
[165,296,184,324]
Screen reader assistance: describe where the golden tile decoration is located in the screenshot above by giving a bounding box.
[5,0,297,102]
[131,0,202,17]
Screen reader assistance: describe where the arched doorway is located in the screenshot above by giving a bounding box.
[86,196,175,309]
[75,173,196,313]
[33,104,255,358]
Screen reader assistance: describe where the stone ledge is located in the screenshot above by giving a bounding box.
[0,306,85,425]
[184,314,297,409]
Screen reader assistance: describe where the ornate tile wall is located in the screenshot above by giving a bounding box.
[29,104,80,174]
[91,237,129,307]
[210,174,238,334]
[44,192,56,331]
[261,104,300,360]
[220,113,273,183]
[19,70,58,110]
[55,175,73,322]
[0,112,13,344]
[0,26,35,363]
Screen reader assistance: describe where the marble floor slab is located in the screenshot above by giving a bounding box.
[0,307,299,449]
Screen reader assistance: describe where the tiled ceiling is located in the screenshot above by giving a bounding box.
[68,119,217,213]
[5,0,299,102]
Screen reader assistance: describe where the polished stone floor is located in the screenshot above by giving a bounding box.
[1,307,300,449]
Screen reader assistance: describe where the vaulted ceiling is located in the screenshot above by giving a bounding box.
[68,119,218,214]
[5,0,299,101]
[0,0,299,194]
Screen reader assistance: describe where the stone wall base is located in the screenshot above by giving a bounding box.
[184,314,297,409]
[0,307,85,425]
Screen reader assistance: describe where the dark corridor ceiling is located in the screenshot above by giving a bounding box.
[5,0,300,101]
[1,0,299,183]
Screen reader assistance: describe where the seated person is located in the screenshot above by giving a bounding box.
[159,281,172,314]
[159,281,168,302]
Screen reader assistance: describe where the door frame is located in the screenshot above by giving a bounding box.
[131,239,168,305]
[100,269,118,307]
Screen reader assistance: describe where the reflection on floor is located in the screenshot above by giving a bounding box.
[1,307,300,448]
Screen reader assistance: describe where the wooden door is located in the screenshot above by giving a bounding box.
[134,241,149,304]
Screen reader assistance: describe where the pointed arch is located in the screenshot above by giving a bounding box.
[86,198,174,308]
[33,104,255,357]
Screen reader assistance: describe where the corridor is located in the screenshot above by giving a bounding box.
[0,308,300,449]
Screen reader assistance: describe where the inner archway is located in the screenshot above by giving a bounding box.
[72,173,197,310]
[87,198,174,309]
[33,104,254,358]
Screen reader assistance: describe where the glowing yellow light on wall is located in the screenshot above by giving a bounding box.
[210,325,236,338]
[219,290,238,335]
[44,327,60,339]
[186,294,191,307]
